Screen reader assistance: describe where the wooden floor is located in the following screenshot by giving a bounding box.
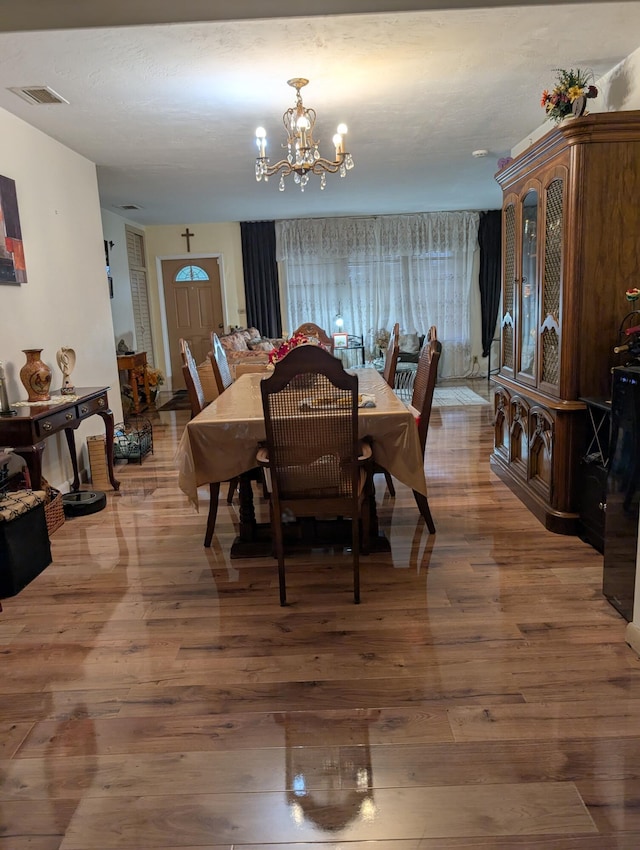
[2,378,639,849]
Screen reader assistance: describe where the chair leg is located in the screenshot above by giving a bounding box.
[413,490,435,534]
[226,477,239,503]
[272,504,287,606]
[384,469,396,497]
[360,477,371,556]
[352,512,360,604]
[204,482,221,547]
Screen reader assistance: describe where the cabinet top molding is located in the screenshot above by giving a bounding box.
[496,109,640,189]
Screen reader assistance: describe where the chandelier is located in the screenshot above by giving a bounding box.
[255,78,354,192]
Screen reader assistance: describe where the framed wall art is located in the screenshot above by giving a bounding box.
[0,174,27,284]
[333,332,348,349]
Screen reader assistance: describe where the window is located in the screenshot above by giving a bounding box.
[126,227,154,366]
[276,213,479,377]
[175,265,210,282]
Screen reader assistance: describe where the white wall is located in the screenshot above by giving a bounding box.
[513,48,640,157]
[0,106,121,490]
[101,208,141,352]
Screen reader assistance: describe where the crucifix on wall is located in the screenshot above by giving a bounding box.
[181,227,194,252]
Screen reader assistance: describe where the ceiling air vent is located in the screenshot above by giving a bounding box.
[9,86,69,105]
[119,204,141,211]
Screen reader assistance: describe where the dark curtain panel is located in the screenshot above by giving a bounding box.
[241,221,282,338]
[478,210,502,358]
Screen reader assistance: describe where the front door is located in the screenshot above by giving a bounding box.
[161,257,225,390]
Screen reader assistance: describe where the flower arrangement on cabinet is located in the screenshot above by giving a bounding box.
[540,68,598,124]
[269,333,313,365]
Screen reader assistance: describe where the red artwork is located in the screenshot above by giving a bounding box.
[0,174,27,284]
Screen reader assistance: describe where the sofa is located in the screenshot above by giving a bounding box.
[196,327,284,402]
[218,327,283,366]
[397,331,425,363]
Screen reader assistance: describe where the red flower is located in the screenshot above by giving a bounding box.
[269,332,311,364]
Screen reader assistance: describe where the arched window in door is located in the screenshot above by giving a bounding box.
[175,265,210,282]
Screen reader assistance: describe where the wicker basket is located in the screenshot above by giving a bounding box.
[44,487,65,535]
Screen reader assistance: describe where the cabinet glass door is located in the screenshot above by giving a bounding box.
[519,190,538,379]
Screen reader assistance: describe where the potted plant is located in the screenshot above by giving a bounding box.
[133,365,165,403]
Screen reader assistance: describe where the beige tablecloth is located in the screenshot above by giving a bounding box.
[175,369,428,507]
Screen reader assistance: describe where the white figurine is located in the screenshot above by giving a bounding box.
[56,347,76,395]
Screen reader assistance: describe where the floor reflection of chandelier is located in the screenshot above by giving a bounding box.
[255,78,354,192]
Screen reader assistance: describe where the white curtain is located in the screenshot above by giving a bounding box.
[276,211,480,378]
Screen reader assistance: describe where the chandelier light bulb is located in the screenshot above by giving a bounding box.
[255,127,267,158]
[253,78,354,193]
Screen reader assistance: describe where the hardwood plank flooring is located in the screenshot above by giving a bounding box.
[1,378,639,849]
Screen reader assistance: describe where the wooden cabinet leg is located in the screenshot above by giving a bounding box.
[64,428,81,491]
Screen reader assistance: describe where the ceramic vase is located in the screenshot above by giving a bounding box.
[19,349,52,402]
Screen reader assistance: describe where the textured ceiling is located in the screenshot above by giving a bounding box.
[0,2,638,224]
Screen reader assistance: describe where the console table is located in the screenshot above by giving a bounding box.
[0,387,120,492]
[117,352,149,413]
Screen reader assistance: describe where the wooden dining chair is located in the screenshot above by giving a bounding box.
[416,328,442,444]
[410,337,440,533]
[292,322,334,353]
[376,330,440,509]
[257,344,371,606]
[209,332,234,395]
[373,323,401,495]
[382,322,400,388]
[179,338,239,542]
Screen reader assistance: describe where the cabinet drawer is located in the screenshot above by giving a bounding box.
[76,395,107,419]
[35,407,77,437]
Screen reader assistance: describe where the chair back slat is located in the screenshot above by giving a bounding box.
[411,334,441,452]
[382,322,400,388]
[210,332,234,394]
[179,338,205,418]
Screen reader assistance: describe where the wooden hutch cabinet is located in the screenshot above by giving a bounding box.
[491,111,640,533]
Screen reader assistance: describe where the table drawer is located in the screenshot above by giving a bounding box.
[77,395,107,419]
[35,407,77,437]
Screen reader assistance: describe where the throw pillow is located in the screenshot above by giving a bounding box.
[399,332,420,354]
[248,339,275,352]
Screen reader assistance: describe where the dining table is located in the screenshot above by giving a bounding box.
[175,367,430,555]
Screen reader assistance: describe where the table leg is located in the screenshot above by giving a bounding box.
[97,408,121,491]
[64,428,81,491]
[238,472,257,540]
[129,369,141,413]
[142,365,150,406]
